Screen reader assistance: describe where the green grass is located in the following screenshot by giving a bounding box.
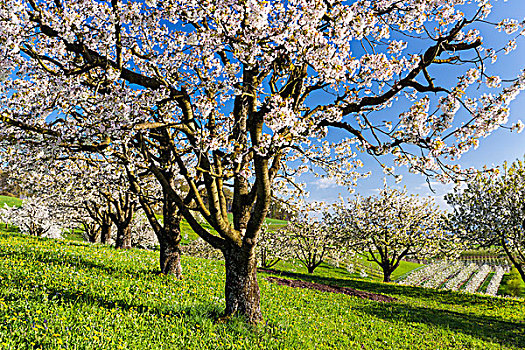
[0,231,524,349]
[353,253,423,281]
[498,272,525,298]
[0,195,22,208]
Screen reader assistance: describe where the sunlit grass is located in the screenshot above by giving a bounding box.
[0,231,524,349]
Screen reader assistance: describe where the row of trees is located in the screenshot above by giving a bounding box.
[252,187,454,283]
[0,0,524,322]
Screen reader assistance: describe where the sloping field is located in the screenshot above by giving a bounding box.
[0,232,523,349]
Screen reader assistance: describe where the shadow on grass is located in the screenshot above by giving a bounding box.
[0,244,160,278]
[0,279,223,320]
[355,301,525,349]
[258,267,521,306]
[0,281,263,338]
[260,268,525,349]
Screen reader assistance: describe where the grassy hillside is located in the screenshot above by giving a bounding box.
[0,195,22,208]
[0,231,523,349]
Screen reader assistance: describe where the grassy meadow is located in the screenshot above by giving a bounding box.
[0,195,22,208]
[0,195,523,349]
[0,231,524,350]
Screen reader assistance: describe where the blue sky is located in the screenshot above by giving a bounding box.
[302,0,525,209]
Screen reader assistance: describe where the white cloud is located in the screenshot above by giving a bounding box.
[313,177,340,189]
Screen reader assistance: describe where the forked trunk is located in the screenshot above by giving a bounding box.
[223,245,263,324]
[159,234,182,278]
[115,225,131,249]
[87,229,101,243]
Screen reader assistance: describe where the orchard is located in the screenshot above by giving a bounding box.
[0,0,524,348]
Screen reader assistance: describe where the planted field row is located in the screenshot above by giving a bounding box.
[398,261,511,296]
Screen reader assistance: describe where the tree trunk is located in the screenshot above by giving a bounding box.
[100,223,111,244]
[513,263,525,284]
[307,265,316,274]
[382,267,392,282]
[87,229,101,243]
[159,234,183,278]
[115,225,131,249]
[223,245,263,324]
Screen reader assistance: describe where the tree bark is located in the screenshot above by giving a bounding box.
[223,245,263,324]
[513,263,525,284]
[383,271,392,282]
[159,233,183,277]
[307,265,316,274]
[87,228,101,243]
[382,265,393,282]
[100,222,111,244]
[115,225,132,249]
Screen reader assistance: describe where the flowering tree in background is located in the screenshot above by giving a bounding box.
[331,186,453,282]
[130,211,159,249]
[0,197,66,238]
[256,224,291,269]
[446,159,525,283]
[1,0,525,322]
[281,220,344,274]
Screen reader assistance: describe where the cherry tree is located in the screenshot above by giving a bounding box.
[282,220,343,274]
[446,159,525,283]
[1,0,525,322]
[0,197,67,238]
[331,186,453,282]
[256,223,291,269]
[82,199,113,244]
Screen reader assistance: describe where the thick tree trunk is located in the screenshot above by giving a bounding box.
[307,265,316,274]
[223,246,263,324]
[159,235,182,278]
[100,223,111,244]
[115,225,131,249]
[382,266,392,282]
[383,272,392,282]
[158,190,183,277]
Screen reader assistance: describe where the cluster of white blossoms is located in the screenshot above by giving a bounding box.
[0,0,523,189]
[130,213,159,250]
[0,198,67,239]
[182,238,223,260]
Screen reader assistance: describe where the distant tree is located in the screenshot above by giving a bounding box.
[282,219,344,274]
[0,197,67,238]
[446,159,525,283]
[331,186,452,282]
[256,224,291,268]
